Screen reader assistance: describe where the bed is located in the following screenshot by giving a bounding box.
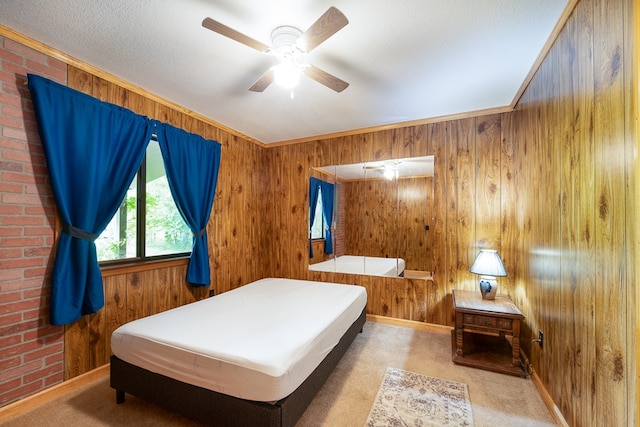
[110,277,367,427]
[308,255,405,277]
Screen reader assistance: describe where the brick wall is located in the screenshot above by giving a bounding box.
[0,36,67,406]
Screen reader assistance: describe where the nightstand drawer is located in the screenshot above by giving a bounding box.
[463,314,512,330]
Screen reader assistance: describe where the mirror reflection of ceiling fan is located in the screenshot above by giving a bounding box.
[202,7,350,94]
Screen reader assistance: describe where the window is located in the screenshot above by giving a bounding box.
[310,187,325,239]
[96,140,192,262]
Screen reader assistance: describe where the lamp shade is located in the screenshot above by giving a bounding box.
[470,249,507,277]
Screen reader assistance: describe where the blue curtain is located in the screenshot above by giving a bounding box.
[28,74,153,325]
[308,177,334,257]
[156,124,221,286]
[309,177,321,258]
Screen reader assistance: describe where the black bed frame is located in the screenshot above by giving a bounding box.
[110,308,366,427]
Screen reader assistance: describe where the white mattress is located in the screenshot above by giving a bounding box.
[110,278,367,402]
[309,255,405,277]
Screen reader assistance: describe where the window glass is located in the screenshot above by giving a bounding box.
[96,178,137,261]
[144,141,192,256]
[96,140,191,262]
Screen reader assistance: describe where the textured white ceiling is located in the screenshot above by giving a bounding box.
[0,0,569,144]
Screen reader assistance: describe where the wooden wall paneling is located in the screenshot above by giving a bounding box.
[371,129,394,161]
[533,54,553,393]
[150,267,171,314]
[474,114,503,252]
[344,180,365,255]
[247,140,264,283]
[154,103,182,127]
[211,129,232,293]
[290,143,308,279]
[258,140,273,279]
[625,0,638,422]
[103,274,127,364]
[274,146,292,276]
[67,66,92,94]
[262,148,283,276]
[556,19,579,421]
[451,118,476,294]
[499,111,517,298]
[126,272,146,322]
[227,134,246,289]
[573,0,597,422]
[63,317,89,380]
[427,121,447,324]
[592,0,627,423]
[87,309,106,371]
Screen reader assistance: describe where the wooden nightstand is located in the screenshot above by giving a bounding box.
[451,289,526,377]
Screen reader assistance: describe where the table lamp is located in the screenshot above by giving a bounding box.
[470,249,507,300]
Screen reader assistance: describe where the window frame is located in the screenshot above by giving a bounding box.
[98,139,191,267]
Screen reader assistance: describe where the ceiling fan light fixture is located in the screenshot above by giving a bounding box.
[274,62,301,89]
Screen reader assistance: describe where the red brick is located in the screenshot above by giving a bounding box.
[0,312,22,327]
[0,257,44,270]
[2,126,28,142]
[0,160,23,172]
[24,226,54,236]
[44,351,63,366]
[0,358,41,381]
[0,356,22,371]
[3,39,47,64]
[0,378,21,395]
[24,342,63,363]
[44,372,63,387]
[0,380,42,406]
[0,297,41,315]
[1,215,44,226]
[2,149,36,164]
[0,91,22,108]
[0,181,23,193]
[0,226,22,237]
[0,47,23,65]
[0,204,22,214]
[0,193,42,205]
[1,170,36,184]
[0,248,22,259]
[0,334,22,348]
[0,290,21,303]
[0,137,26,150]
[0,268,23,282]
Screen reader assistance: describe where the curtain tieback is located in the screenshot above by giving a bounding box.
[62,223,99,242]
[194,228,206,238]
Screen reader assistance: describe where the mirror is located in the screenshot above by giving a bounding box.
[308,156,434,278]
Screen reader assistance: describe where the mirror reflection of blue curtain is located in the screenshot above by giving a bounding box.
[28,74,153,325]
[156,124,221,286]
[308,177,334,258]
[319,181,334,254]
[309,177,320,258]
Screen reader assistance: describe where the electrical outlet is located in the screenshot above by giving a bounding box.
[209,290,215,297]
[538,330,544,349]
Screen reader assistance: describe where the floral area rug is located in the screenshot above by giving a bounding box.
[364,367,474,427]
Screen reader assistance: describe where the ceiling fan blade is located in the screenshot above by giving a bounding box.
[249,69,275,92]
[303,65,349,93]
[297,7,348,53]
[202,17,270,52]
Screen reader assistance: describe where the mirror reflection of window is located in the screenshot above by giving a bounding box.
[310,187,325,239]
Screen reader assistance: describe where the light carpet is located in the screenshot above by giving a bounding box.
[1,321,556,426]
[365,367,473,427]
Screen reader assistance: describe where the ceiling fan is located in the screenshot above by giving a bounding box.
[202,7,350,93]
